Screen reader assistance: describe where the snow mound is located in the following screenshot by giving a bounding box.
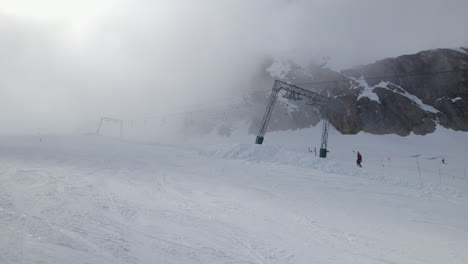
[202,144,363,177]
[201,142,467,197]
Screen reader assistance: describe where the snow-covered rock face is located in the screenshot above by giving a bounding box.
[448,47,467,54]
[348,76,382,103]
[342,48,468,135]
[247,48,468,136]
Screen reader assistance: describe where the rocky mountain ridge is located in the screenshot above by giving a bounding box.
[247,48,468,136]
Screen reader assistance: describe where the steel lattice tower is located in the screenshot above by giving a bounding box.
[255,80,330,158]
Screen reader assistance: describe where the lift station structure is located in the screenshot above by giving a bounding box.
[255,80,331,158]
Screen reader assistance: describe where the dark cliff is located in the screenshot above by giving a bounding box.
[247,48,468,136]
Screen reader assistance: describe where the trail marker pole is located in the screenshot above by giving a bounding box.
[417,160,423,185]
[97,117,104,135]
[439,168,442,185]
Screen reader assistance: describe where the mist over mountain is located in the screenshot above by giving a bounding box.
[2,2,468,263]
[245,48,468,136]
[114,47,468,139]
[2,0,468,135]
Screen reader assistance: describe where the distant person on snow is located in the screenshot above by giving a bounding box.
[357,151,362,168]
[442,158,446,164]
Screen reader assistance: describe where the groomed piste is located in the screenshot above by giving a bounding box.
[0,125,467,263]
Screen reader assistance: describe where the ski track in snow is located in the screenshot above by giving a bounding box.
[0,131,467,264]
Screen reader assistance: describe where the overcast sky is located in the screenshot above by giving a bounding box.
[1,0,467,133]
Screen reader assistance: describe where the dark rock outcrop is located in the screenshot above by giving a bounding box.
[247,48,468,136]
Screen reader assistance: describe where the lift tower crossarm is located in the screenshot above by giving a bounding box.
[274,80,325,103]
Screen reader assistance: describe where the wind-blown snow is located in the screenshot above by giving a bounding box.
[266,60,292,80]
[0,126,467,264]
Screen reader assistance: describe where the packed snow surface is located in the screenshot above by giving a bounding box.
[1,126,468,264]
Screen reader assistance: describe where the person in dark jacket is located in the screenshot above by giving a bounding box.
[357,151,362,168]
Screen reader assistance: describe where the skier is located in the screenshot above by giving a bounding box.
[442,158,446,164]
[356,151,362,168]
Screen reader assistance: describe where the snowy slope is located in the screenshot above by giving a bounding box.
[0,127,468,264]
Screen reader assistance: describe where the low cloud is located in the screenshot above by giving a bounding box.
[1,0,467,133]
